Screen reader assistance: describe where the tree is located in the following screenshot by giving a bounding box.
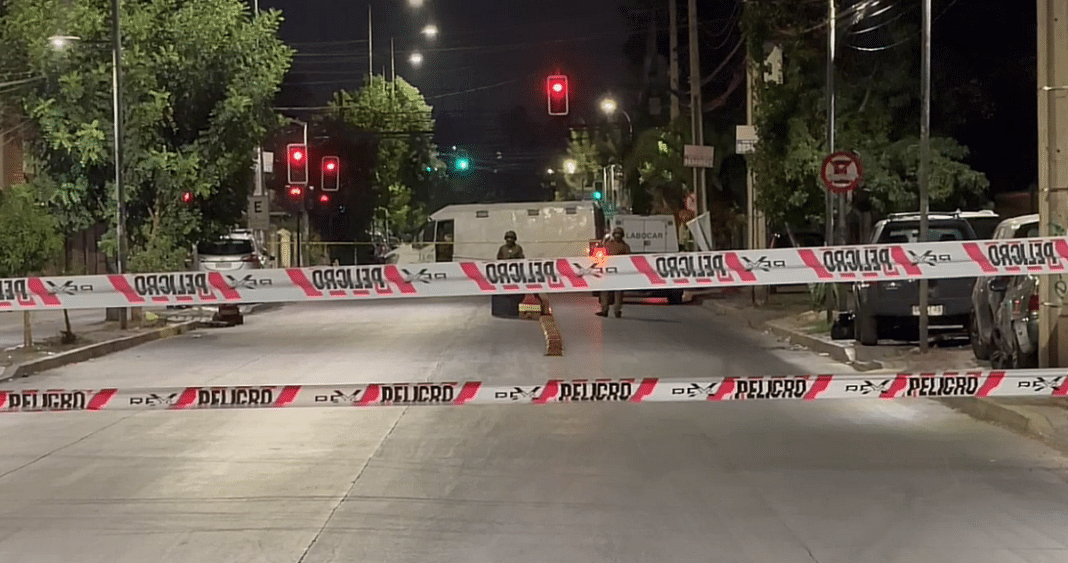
[325,75,435,236]
[741,0,990,229]
[0,184,62,277]
[1,0,293,272]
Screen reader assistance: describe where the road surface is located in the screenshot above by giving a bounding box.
[1,295,1067,563]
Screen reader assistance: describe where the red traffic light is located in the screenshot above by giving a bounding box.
[181,191,193,204]
[547,75,569,116]
[287,144,308,184]
[321,156,340,191]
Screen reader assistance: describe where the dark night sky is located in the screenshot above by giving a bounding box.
[263,0,632,148]
[260,0,1039,200]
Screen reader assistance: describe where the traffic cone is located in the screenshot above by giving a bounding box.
[518,294,542,320]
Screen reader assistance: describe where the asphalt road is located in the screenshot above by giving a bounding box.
[2,295,1067,563]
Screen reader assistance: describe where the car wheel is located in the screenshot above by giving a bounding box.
[856,312,879,346]
[989,329,1010,369]
[969,313,991,361]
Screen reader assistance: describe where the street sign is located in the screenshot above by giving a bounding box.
[684,145,715,168]
[820,151,863,194]
[735,125,757,154]
[248,195,270,231]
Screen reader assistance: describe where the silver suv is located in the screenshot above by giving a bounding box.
[197,231,271,273]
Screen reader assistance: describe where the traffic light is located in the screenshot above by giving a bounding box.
[287,144,307,184]
[180,191,193,205]
[321,156,339,191]
[593,190,603,200]
[547,74,569,116]
[455,157,470,171]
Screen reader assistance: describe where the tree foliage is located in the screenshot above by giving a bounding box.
[0,184,62,277]
[1,0,293,272]
[325,75,436,235]
[741,0,990,229]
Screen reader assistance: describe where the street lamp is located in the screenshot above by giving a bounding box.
[421,25,438,38]
[599,96,633,138]
[409,52,423,66]
[49,4,126,329]
[563,159,577,174]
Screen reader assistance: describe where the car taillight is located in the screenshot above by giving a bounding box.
[1029,293,1040,312]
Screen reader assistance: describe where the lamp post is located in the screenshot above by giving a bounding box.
[48,0,126,329]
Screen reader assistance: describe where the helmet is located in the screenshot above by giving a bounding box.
[504,230,517,240]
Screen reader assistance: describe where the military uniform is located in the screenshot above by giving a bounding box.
[597,227,631,317]
[497,230,525,260]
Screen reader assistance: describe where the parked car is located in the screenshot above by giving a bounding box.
[853,212,978,346]
[988,274,1040,368]
[197,231,271,273]
[969,214,1039,360]
[956,209,1001,240]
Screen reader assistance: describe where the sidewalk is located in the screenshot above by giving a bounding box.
[697,289,1068,454]
[0,304,273,383]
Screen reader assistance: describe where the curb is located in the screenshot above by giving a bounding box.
[538,295,563,357]
[700,299,882,370]
[699,298,1068,446]
[937,397,1060,447]
[0,320,201,383]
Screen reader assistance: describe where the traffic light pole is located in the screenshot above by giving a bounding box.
[302,122,310,266]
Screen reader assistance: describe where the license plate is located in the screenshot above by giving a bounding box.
[911,305,944,316]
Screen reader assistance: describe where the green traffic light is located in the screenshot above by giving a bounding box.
[593,191,603,200]
[456,158,469,171]
[426,166,433,173]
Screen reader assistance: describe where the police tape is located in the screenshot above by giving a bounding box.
[2,237,1067,311]
[2,370,1067,413]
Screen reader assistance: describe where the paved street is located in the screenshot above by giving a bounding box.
[2,295,1067,563]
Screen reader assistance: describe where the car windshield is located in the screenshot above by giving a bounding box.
[198,239,253,256]
[966,217,1001,239]
[877,223,969,243]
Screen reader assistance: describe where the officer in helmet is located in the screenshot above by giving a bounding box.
[497,230,525,260]
[597,226,631,318]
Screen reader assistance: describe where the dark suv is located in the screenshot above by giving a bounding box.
[853,213,978,346]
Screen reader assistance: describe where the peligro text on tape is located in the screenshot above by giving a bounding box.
[0,237,1065,311]
[3,370,1068,413]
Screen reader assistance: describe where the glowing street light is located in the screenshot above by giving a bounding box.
[422,25,438,38]
[409,52,423,66]
[563,159,578,174]
[600,98,618,114]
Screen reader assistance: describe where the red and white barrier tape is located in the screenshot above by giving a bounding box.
[3,370,1067,413]
[1,237,1064,311]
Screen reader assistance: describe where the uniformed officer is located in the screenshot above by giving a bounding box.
[597,226,631,318]
[497,230,525,260]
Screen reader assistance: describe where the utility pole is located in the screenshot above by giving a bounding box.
[824,0,836,326]
[368,5,373,76]
[669,0,680,122]
[111,0,128,330]
[253,0,265,253]
[1037,0,1068,367]
[918,0,932,352]
[687,0,705,216]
